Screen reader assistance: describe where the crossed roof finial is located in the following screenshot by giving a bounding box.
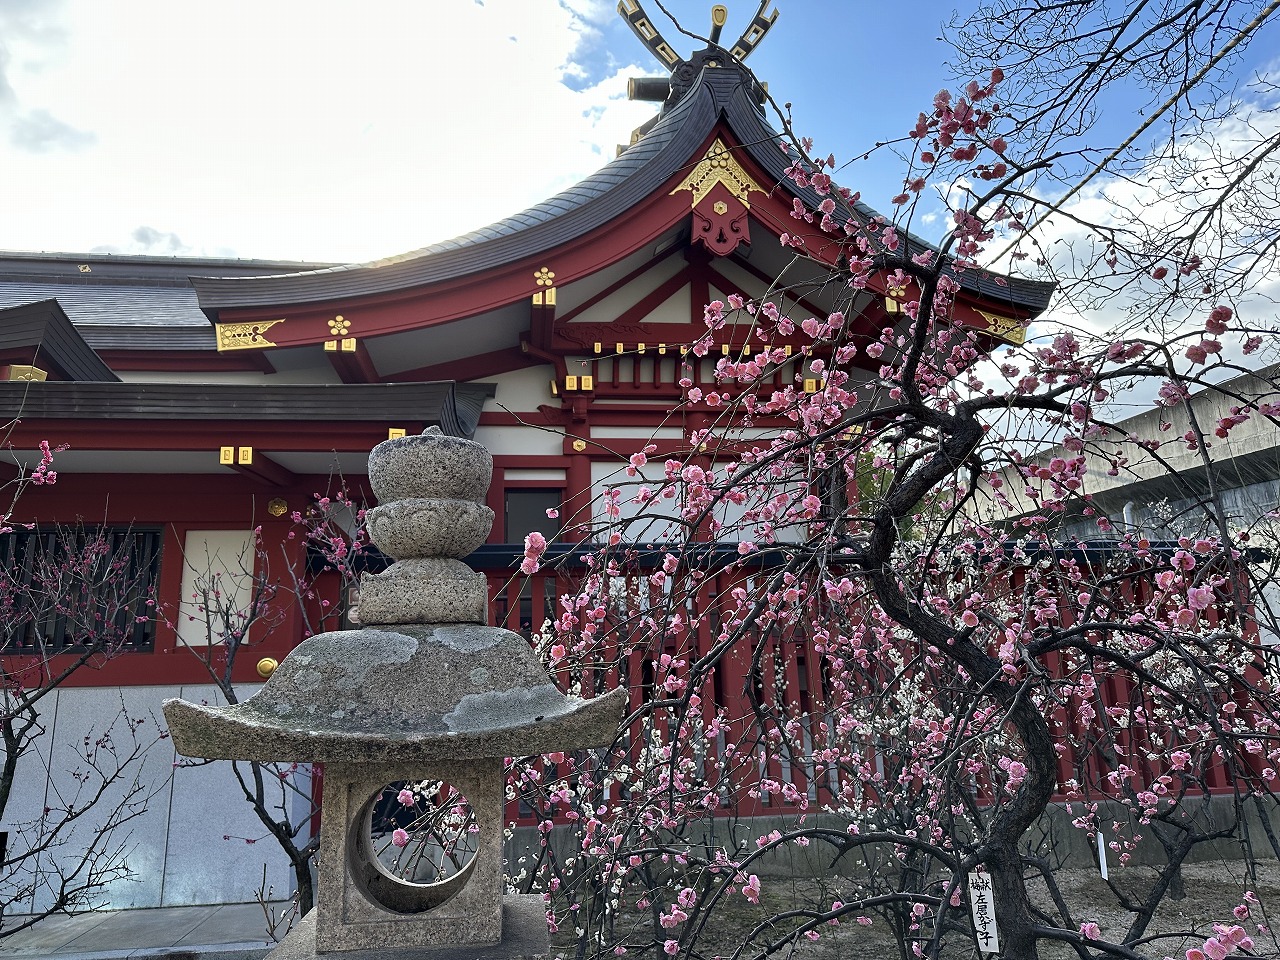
[617,2,779,71]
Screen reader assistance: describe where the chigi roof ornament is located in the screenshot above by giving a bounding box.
[621,2,777,113]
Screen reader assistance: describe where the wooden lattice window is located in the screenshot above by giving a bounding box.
[0,527,161,654]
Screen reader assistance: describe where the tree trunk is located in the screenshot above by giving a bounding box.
[987,845,1038,958]
[295,861,314,915]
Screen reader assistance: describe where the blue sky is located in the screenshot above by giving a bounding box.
[609,1,969,194]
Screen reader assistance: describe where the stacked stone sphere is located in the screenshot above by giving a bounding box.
[357,427,495,626]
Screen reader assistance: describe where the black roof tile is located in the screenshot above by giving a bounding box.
[0,381,494,439]
[80,326,217,351]
[0,280,209,327]
[0,300,119,382]
[0,252,335,351]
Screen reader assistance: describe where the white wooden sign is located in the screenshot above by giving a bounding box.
[968,869,1001,954]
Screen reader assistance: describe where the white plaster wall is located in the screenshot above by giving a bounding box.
[176,531,257,648]
[561,251,685,324]
[163,679,295,907]
[474,365,554,414]
[640,284,690,325]
[119,370,339,385]
[30,685,181,912]
[163,685,294,907]
[2,689,59,916]
[5,682,298,916]
[590,460,683,539]
[474,425,562,458]
[591,426,685,441]
[504,469,567,481]
[587,459,801,545]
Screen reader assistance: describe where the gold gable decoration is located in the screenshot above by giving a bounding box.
[216,319,286,352]
[3,365,48,382]
[670,138,764,209]
[974,309,1027,346]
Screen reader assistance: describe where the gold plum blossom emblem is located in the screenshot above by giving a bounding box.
[328,316,351,336]
[534,267,556,287]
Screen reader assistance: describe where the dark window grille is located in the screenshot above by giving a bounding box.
[0,527,161,654]
[504,489,563,544]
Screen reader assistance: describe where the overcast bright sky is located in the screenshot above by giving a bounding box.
[0,0,965,264]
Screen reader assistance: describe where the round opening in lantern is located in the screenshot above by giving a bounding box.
[348,779,479,914]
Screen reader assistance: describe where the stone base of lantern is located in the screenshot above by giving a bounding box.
[315,760,506,953]
[265,895,550,960]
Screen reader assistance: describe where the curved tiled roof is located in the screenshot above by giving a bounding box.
[0,279,208,328]
[191,79,718,311]
[0,300,119,381]
[193,67,1054,316]
[0,252,334,350]
[0,381,495,439]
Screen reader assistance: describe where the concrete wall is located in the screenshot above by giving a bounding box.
[506,796,1280,888]
[4,683,297,916]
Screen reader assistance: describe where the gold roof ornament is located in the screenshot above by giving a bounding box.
[975,309,1028,346]
[215,319,285,352]
[670,138,764,208]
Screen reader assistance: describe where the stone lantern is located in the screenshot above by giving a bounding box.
[164,428,625,959]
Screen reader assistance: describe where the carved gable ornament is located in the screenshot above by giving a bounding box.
[215,318,286,351]
[670,138,765,256]
[975,309,1028,346]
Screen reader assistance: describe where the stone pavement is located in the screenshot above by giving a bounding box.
[0,904,284,960]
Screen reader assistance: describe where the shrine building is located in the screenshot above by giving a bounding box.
[0,3,1052,912]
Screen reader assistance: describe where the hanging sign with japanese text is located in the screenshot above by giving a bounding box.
[968,869,1001,954]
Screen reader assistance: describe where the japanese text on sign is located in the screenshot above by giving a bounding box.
[968,870,1001,954]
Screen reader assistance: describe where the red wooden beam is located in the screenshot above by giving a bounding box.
[227,449,298,487]
[385,346,534,384]
[325,338,381,384]
[1,419,400,453]
[531,290,556,353]
[553,267,693,354]
[555,246,684,325]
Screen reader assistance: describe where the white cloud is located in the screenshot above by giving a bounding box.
[0,0,655,262]
[972,78,1280,415]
